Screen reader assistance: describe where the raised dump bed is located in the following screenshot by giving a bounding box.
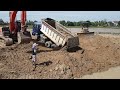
[40,18,79,49]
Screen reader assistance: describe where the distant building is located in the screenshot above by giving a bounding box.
[107,22,113,26]
[107,21,119,26]
[112,21,119,26]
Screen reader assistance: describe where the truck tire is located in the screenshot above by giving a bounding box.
[45,41,52,48]
[51,44,57,48]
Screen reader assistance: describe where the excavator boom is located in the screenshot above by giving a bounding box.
[9,11,17,33]
[9,11,27,33]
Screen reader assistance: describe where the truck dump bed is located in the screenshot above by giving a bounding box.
[40,18,79,49]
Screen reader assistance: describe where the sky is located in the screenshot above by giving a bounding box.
[0,11,120,22]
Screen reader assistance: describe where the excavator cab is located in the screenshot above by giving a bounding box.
[2,27,10,37]
[15,20,21,32]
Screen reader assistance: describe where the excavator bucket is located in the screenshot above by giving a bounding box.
[17,31,32,44]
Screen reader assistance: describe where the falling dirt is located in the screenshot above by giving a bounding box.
[0,34,120,79]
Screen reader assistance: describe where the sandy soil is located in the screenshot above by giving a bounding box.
[0,33,120,79]
[80,66,120,79]
[79,34,120,79]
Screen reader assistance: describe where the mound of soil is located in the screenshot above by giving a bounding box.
[0,34,120,79]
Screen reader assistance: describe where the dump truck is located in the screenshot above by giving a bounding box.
[34,18,79,49]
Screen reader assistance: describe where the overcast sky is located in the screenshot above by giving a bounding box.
[0,11,120,22]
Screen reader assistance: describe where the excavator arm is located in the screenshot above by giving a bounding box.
[9,11,27,33]
[8,11,31,45]
[9,11,17,33]
[21,11,27,29]
[0,11,31,46]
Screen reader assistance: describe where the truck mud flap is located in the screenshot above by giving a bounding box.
[67,36,79,49]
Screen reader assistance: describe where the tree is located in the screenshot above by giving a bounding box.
[66,21,74,26]
[26,20,34,25]
[59,20,66,26]
[98,20,108,27]
[92,21,99,27]
[86,20,92,27]
[81,21,91,28]
[76,21,82,26]
[73,22,77,26]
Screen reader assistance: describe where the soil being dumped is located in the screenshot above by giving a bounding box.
[0,34,120,79]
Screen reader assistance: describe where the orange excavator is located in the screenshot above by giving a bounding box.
[0,11,31,46]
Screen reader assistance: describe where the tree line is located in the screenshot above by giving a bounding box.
[0,19,35,26]
[59,20,120,27]
[1,18,120,27]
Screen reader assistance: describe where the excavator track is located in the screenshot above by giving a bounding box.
[0,31,31,47]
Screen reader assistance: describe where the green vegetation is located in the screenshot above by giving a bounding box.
[59,20,117,27]
[0,18,120,29]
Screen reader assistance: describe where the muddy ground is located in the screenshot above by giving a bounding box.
[0,34,120,79]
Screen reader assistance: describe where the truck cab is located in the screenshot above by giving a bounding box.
[32,21,42,36]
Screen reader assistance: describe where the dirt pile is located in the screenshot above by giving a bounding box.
[0,34,120,79]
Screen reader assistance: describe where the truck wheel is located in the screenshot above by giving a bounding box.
[45,41,52,48]
[51,44,57,48]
